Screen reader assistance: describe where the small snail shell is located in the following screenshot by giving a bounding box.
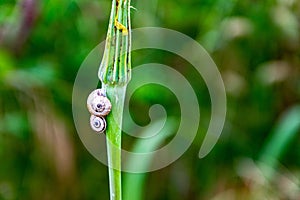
[87,89,112,116]
[90,115,107,133]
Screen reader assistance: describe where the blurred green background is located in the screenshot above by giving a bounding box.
[0,0,300,199]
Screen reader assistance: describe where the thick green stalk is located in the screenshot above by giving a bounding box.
[105,85,126,200]
[98,0,131,199]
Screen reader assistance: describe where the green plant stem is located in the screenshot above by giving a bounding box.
[105,85,127,200]
[99,0,131,85]
[99,0,131,199]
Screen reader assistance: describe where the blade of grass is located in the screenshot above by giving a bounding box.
[123,118,178,200]
[258,105,300,179]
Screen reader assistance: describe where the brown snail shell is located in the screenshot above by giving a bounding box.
[87,89,112,117]
[90,115,107,133]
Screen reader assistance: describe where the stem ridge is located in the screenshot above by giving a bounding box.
[99,0,131,86]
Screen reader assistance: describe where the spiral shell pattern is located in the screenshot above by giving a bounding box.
[90,115,107,133]
[87,89,111,133]
[87,89,112,117]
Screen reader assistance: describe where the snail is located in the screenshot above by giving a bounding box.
[90,115,107,133]
[87,89,112,117]
[87,88,112,133]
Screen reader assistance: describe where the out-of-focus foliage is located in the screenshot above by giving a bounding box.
[0,0,299,199]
